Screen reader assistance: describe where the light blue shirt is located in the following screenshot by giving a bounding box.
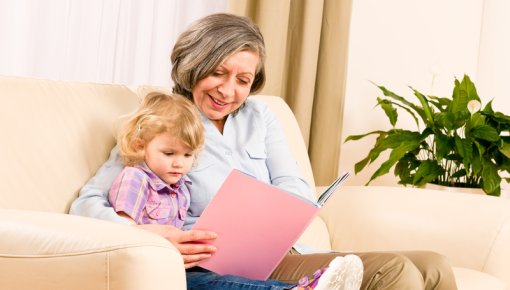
[69,98,313,229]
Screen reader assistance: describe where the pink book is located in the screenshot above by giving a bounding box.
[192,169,349,280]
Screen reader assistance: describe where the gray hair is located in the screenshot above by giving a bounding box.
[171,13,266,100]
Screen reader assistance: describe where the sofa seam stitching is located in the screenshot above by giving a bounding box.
[106,252,110,290]
[0,243,177,258]
[482,212,510,272]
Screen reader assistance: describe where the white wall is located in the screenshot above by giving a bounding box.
[339,0,510,186]
[0,0,227,86]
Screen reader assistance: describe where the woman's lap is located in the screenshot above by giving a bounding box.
[269,250,457,290]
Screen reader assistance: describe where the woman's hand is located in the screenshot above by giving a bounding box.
[136,224,217,269]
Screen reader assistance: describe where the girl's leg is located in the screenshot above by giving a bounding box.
[186,267,293,290]
[270,251,456,290]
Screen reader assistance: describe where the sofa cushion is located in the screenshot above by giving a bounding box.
[0,76,140,213]
[453,267,506,290]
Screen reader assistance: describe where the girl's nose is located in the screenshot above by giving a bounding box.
[172,157,184,167]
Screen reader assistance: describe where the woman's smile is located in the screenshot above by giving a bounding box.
[192,50,259,132]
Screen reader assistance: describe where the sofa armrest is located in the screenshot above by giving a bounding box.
[0,209,186,290]
[318,185,510,286]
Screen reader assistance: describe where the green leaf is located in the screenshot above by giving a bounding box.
[450,75,480,113]
[354,133,396,174]
[412,160,445,186]
[459,75,481,101]
[411,88,435,128]
[378,130,422,149]
[353,133,387,173]
[451,169,467,178]
[471,145,482,175]
[368,140,421,184]
[428,96,451,110]
[451,110,471,130]
[373,82,429,125]
[354,155,371,174]
[394,153,420,184]
[385,100,421,128]
[434,112,456,131]
[471,125,500,142]
[450,79,468,113]
[377,98,398,127]
[499,141,510,159]
[454,136,473,164]
[435,132,453,160]
[492,111,510,125]
[482,160,501,195]
[482,100,494,115]
[345,130,387,142]
[470,112,485,128]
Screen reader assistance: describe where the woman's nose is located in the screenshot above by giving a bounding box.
[218,77,235,99]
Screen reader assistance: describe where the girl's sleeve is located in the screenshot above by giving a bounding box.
[262,104,315,202]
[69,145,131,225]
[108,167,150,224]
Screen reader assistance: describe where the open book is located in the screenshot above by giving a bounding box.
[192,169,350,280]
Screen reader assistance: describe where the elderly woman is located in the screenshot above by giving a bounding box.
[70,13,457,290]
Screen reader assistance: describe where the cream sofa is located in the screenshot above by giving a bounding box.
[0,75,509,290]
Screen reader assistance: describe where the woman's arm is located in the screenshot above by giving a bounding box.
[261,103,314,201]
[70,146,218,266]
[69,146,130,224]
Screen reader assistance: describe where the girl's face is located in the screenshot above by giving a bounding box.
[144,132,195,185]
[191,50,260,132]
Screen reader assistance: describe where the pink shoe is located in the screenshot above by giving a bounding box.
[294,255,363,290]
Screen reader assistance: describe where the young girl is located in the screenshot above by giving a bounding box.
[108,92,204,228]
[108,92,363,290]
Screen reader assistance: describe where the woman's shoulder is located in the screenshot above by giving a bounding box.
[243,97,272,115]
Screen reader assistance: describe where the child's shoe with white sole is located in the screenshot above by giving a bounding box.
[293,254,363,290]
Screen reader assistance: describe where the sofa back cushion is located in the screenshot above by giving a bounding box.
[0,76,139,213]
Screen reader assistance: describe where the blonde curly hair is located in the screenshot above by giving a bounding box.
[117,92,204,166]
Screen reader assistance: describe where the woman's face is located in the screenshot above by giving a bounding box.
[191,50,260,132]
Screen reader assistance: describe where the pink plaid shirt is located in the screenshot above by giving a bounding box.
[108,163,190,228]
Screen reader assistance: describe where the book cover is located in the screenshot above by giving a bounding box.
[192,169,349,280]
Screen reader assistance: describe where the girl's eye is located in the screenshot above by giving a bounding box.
[185,153,194,158]
[163,152,174,156]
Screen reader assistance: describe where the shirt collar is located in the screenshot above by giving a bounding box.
[135,162,190,192]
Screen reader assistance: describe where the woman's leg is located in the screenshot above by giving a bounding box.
[270,251,456,290]
[399,251,457,290]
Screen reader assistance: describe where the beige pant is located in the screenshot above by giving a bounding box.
[269,250,457,290]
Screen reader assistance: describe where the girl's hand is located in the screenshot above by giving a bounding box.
[136,224,217,268]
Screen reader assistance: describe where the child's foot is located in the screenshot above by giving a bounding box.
[294,254,363,290]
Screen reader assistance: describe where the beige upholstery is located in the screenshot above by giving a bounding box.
[0,75,509,289]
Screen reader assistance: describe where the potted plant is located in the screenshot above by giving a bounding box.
[345,74,510,196]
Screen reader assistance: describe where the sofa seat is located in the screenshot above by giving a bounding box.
[0,209,185,290]
[453,268,506,290]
